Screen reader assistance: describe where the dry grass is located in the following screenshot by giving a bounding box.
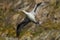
[0,0,60,40]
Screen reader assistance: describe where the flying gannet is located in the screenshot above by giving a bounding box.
[16,2,47,37]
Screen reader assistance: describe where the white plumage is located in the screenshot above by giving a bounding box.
[22,10,37,23]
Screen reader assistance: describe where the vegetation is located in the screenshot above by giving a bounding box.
[0,0,60,40]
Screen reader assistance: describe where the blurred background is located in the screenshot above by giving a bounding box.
[0,0,60,40]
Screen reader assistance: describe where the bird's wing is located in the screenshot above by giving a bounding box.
[16,17,31,37]
[30,2,42,15]
[30,2,48,15]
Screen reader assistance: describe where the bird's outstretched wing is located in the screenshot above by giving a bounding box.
[34,2,42,12]
[16,17,31,37]
[31,2,48,15]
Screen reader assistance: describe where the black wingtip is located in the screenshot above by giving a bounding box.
[34,2,42,12]
[37,2,42,7]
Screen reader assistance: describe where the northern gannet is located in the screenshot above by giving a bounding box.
[16,2,47,37]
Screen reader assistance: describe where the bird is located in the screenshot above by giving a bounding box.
[16,2,47,37]
[22,2,47,23]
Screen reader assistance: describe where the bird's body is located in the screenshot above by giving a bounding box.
[22,10,36,23]
[26,13,36,22]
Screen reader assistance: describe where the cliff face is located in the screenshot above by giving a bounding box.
[0,0,60,40]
